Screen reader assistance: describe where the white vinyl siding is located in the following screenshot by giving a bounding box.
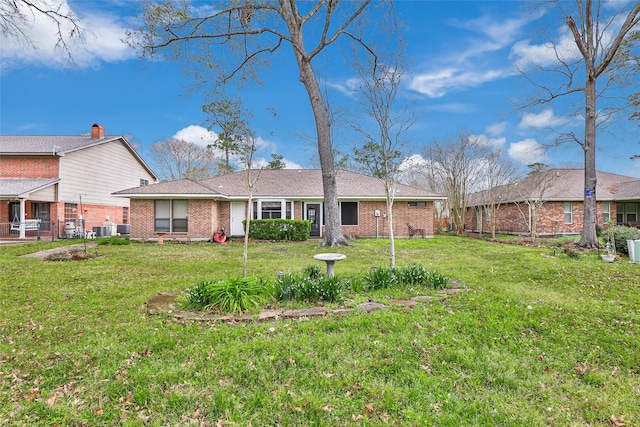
[58,139,155,207]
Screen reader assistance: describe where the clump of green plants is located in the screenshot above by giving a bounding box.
[362,264,450,291]
[183,277,267,314]
[363,266,399,290]
[272,267,344,303]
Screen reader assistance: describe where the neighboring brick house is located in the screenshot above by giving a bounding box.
[465,169,640,236]
[0,124,158,239]
[113,169,446,241]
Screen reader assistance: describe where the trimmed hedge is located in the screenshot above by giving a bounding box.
[244,219,311,241]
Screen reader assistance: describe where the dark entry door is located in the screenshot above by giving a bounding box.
[306,203,321,237]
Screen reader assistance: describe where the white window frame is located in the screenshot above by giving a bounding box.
[154,200,188,232]
[252,199,292,220]
[601,201,610,222]
[564,202,573,224]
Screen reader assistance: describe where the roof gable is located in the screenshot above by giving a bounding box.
[0,133,158,181]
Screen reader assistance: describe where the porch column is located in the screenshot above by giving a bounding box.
[19,198,26,239]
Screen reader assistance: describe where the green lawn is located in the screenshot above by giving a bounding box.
[1,237,638,426]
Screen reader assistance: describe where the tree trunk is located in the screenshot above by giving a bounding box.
[578,72,599,248]
[386,190,395,269]
[297,58,350,246]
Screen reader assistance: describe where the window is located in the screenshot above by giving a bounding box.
[564,202,573,224]
[340,202,358,226]
[408,201,426,207]
[626,203,637,224]
[601,202,610,222]
[123,207,129,224]
[140,178,150,186]
[155,200,188,232]
[252,200,292,220]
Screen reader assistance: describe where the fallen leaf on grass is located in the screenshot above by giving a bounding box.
[365,403,375,415]
[608,414,626,426]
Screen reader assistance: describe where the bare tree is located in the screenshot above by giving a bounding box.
[351,50,413,268]
[0,0,83,60]
[422,132,494,236]
[477,152,519,239]
[128,0,391,247]
[150,138,214,181]
[512,166,569,241]
[516,0,640,247]
[238,130,261,277]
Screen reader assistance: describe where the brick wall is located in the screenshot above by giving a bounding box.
[0,157,59,178]
[340,201,434,239]
[128,198,436,240]
[465,200,619,236]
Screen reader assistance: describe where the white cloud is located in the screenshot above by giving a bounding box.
[409,11,531,98]
[508,138,546,165]
[0,0,135,69]
[410,68,509,99]
[470,134,507,150]
[173,125,302,170]
[486,122,506,137]
[518,109,567,129]
[173,125,218,147]
[510,27,581,71]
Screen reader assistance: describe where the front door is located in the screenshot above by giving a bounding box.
[306,203,321,237]
[231,202,246,236]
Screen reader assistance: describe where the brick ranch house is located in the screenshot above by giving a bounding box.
[464,169,640,236]
[0,124,158,239]
[113,169,446,241]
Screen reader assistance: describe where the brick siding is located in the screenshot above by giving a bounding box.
[465,200,618,236]
[129,198,436,240]
[0,157,60,178]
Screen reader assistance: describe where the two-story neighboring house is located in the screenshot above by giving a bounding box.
[0,123,158,239]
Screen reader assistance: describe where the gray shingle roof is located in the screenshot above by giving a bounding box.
[114,169,445,200]
[0,135,120,154]
[0,178,60,198]
[468,169,640,205]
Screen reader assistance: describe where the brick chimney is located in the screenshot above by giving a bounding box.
[91,123,105,139]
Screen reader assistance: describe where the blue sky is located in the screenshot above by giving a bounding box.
[1,0,639,178]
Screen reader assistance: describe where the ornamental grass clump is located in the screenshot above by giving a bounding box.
[183,277,267,314]
[271,267,344,303]
[363,267,399,290]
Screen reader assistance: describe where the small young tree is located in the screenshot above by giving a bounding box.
[205,98,260,276]
[351,51,412,268]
